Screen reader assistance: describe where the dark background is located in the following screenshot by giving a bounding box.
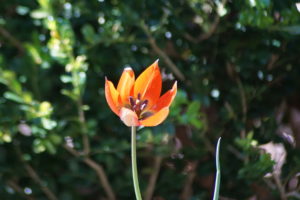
[0,0,300,199]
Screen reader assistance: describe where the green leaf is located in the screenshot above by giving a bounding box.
[61,89,78,101]
[81,24,97,44]
[30,9,50,19]
[33,139,46,153]
[16,6,30,16]
[60,75,72,83]
[44,140,56,154]
[280,25,300,35]
[41,118,57,130]
[25,44,42,64]
[49,134,62,145]
[3,92,24,103]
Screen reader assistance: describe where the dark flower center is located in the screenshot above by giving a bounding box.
[128,93,153,120]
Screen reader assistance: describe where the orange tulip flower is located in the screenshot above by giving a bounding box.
[105,60,177,127]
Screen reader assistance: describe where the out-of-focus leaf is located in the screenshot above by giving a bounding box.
[61,89,78,100]
[25,44,43,64]
[33,139,46,153]
[238,153,274,180]
[44,140,56,154]
[30,9,50,19]
[3,92,24,103]
[259,142,286,176]
[280,25,300,34]
[81,24,98,44]
[41,118,57,130]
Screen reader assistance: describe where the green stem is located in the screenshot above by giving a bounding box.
[213,137,221,200]
[131,126,142,200]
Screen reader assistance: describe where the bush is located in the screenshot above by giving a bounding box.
[0,0,300,199]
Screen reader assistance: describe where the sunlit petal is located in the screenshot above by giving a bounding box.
[134,60,162,107]
[105,78,120,115]
[117,67,135,103]
[143,66,162,108]
[120,107,140,126]
[140,107,169,127]
[152,81,177,111]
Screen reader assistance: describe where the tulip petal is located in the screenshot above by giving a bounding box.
[140,107,169,127]
[105,78,120,115]
[117,67,135,103]
[152,81,177,111]
[120,107,140,126]
[134,60,162,108]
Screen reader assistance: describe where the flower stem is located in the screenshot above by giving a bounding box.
[131,126,142,200]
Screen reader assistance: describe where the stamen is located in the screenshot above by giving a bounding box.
[128,94,151,119]
[140,112,153,120]
[140,100,148,111]
[132,104,137,110]
[129,96,135,107]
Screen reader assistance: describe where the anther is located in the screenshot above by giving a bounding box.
[140,100,148,110]
[140,112,153,120]
[129,96,135,107]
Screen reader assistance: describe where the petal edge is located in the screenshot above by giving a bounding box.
[105,78,120,115]
[152,81,177,111]
[140,107,169,127]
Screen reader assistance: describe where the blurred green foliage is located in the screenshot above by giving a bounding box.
[1,0,300,199]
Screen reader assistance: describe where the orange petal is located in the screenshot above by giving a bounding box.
[152,81,177,111]
[105,78,120,115]
[117,67,135,103]
[120,107,140,126]
[140,107,169,127]
[134,60,162,108]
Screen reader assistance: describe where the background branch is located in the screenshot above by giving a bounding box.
[77,98,90,155]
[226,62,247,138]
[144,156,163,200]
[184,16,220,43]
[0,26,24,54]
[63,144,116,200]
[183,0,227,43]
[273,174,287,200]
[180,161,199,200]
[15,146,58,200]
[6,179,36,200]
[140,22,185,81]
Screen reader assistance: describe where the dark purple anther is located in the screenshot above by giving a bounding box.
[129,96,135,107]
[140,100,148,110]
[140,112,153,120]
